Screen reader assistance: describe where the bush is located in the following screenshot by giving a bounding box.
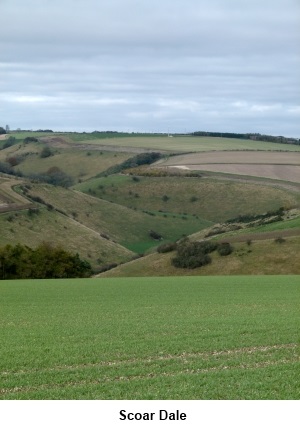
[27,208,40,216]
[0,242,92,279]
[97,152,162,177]
[24,136,38,144]
[2,136,16,149]
[30,167,74,187]
[149,230,163,240]
[40,146,53,158]
[172,253,211,269]
[97,262,118,273]
[0,161,14,175]
[157,242,177,253]
[6,156,22,167]
[217,242,234,256]
[274,237,286,244]
[171,239,215,269]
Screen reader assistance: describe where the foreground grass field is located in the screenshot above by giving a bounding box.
[0,276,299,400]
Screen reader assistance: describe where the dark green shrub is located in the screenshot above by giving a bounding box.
[217,242,234,256]
[97,262,118,273]
[40,146,53,158]
[3,136,16,149]
[149,230,163,240]
[157,242,177,253]
[274,237,286,244]
[27,208,40,216]
[172,253,211,269]
[171,239,214,269]
[24,136,38,144]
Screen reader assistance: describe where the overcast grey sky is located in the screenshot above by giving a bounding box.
[0,0,299,136]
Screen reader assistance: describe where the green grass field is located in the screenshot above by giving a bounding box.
[0,142,133,182]
[0,276,299,400]
[75,175,300,223]
[71,134,300,153]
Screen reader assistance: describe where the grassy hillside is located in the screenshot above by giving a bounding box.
[99,212,300,277]
[1,276,299,399]
[75,175,300,223]
[21,183,212,253]
[1,130,300,273]
[0,141,133,182]
[0,207,134,271]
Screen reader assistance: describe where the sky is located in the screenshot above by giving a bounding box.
[0,0,299,136]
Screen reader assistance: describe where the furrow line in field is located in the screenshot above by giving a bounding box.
[1,357,299,397]
[1,343,297,377]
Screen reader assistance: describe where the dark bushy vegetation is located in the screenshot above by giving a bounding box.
[0,161,15,175]
[192,131,299,146]
[23,136,39,144]
[2,136,17,149]
[171,238,234,269]
[157,242,177,253]
[40,146,53,158]
[149,230,163,240]
[0,243,92,279]
[30,167,74,187]
[97,262,118,273]
[217,242,234,256]
[274,237,286,244]
[227,208,284,224]
[171,239,216,269]
[97,152,162,177]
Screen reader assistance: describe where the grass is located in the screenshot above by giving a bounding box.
[0,142,133,181]
[0,276,299,399]
[0,207,134,270]
[75,175,300,223]
[24,183,213,253]
[71,134,300,152]
[99,235,300,277]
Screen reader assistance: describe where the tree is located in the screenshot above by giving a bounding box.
[0,127,6,135]
[40,146,53,158]
[0,243,92,279]
[171,238,216,269]
[3,136,16,149]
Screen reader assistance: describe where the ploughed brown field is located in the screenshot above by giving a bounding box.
[159,151,300,182]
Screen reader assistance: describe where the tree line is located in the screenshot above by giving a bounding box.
[0,243,92,279]
[191,131,299,145]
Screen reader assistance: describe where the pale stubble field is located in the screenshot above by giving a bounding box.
[158,151,300,182]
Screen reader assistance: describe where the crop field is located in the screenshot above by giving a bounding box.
[158,151,300,183]
[71,134,300,153]
[0,276,299,400]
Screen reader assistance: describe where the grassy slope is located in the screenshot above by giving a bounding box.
[24,183,212,253]
[0,208,134,270]
[0,276,299,399]
[99,214,300,277]
[1,131,300,269]
[75,175,300,223]
[0,142,132,181]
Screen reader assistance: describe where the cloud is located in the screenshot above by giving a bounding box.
[0,0,299,136]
